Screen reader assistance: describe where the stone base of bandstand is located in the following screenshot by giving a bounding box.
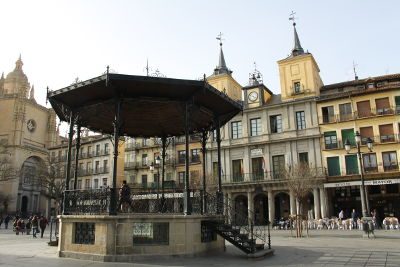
[58,214,225,262]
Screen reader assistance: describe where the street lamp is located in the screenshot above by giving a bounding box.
[344,131,373,219]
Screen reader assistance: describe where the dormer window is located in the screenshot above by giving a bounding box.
[294,82,301,94]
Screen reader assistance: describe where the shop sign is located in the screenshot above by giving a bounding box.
[250,148,263,157]
[324,178,400,188]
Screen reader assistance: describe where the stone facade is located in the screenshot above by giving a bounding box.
[0,56,59,216]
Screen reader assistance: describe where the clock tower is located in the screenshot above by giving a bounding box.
[243,65,273,108]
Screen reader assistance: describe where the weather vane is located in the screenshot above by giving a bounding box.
[289,11,298,26]
[216,32,224,46]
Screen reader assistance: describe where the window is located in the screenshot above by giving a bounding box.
[363,153,377,173]
[375,97,392,115]
[232,159,243,182]
[321,106,335,123]
[231,121,242,139]
[293,81,301,94]
[382,151,398,171]
[345,155,359,175]
[324,131,338,149]
[86,162,91,173]
[342,128,355,146]
[379,124,395,143]
[85,179,90,189]
[96,144,100,156]
[339,103,352,121]
[79,162,84,171]
[191,149,200,163]
[94,179,99,189]
[141,175,147,188]
[102,178,107,187]
[104,143,109,154]
[299,152,309,164]
[360,126,374,145]
[327,157,340,176]
[270,115,282,133]
[178,150,186,164]
[272,155,285,179]
[356,100,371,118]
[296,111,306,130]
[178,172,185,185]
[87,146,92,157]
[77,179,82,189]
[95,161,100,173]
[103,160,108,172]
[190,170,200,186]
[166,173,172,181]
[251,157,264,181]
[142,154,148,166]
[395,96,400,114]
[250,118,261,136]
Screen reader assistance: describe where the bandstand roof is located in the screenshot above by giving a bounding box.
[48,73,242,137]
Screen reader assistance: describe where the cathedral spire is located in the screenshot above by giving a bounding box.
[15,54,23,70]
[289,11,305,57]
[213,32,232,75]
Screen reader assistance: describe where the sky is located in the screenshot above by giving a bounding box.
[1,0,400,133]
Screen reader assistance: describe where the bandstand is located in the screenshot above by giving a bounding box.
[48,70,271,261]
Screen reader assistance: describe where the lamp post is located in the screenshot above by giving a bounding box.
[344,131,373,218]
[155,156,161,201]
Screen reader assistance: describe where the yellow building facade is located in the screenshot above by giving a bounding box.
[317,75,400,218]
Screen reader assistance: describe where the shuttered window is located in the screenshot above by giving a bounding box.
[375,97,391,115]
[339,103,352,121]
[395,96,400,114]
[342,129,355,146]
[360,126,374,144]
[345,155,359,175]
[379,124,394,142]
[324,131,338,149]
[327,157,340,176]
[356,100,371,118]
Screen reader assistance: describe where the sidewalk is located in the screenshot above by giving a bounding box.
[1,227,400,266]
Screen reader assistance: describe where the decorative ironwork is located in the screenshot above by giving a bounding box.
[64,189,110,215]
[133,222,169,245]
[74,222,95,244]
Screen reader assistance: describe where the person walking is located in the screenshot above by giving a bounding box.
[26,217,32,235]
[39,216,48,238]
[31,215,38,238]
[4,215,11,229]
[338,210,344,221]
[351,209,358,229]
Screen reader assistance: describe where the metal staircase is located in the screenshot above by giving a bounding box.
[205,193,271,255]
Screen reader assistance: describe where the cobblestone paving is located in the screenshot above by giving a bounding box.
[1,227,400,267]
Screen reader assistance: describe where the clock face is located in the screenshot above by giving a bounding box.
[248,91,258,102]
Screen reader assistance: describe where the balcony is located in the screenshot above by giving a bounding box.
[373,107,395,116]
[364,166,378,173]
[93,167,110,175]
[124,162,137,170]
[383,164,399,172]
[380,134,396,143]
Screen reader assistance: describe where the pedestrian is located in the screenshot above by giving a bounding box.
[118,180,132,212]
[31,215,38,238]
[338,210,344,221]
[351,209,358,229]
[39,216,48,238]
[26,217,32,235]
[4,214,11,229]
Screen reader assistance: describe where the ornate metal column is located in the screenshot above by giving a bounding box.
[215,116,223,214]
[183,102,192,215]
[201,130,208,214]
[73,123,81,189]
[110,98,122,215]
[65,111,75,191]
[161,136,167,211]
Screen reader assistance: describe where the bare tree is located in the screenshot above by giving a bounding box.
[36,157,65,215]
[285,163,323,238]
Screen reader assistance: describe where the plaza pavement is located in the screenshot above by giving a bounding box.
[1,227,400,267]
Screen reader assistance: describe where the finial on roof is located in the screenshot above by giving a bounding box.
[289,11,305,57]
[15,54,23,70]
[29,85,35,100]
[353,61,359,80]
[213,32,232,75]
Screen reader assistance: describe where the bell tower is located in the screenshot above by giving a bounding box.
[277,12,323,101]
